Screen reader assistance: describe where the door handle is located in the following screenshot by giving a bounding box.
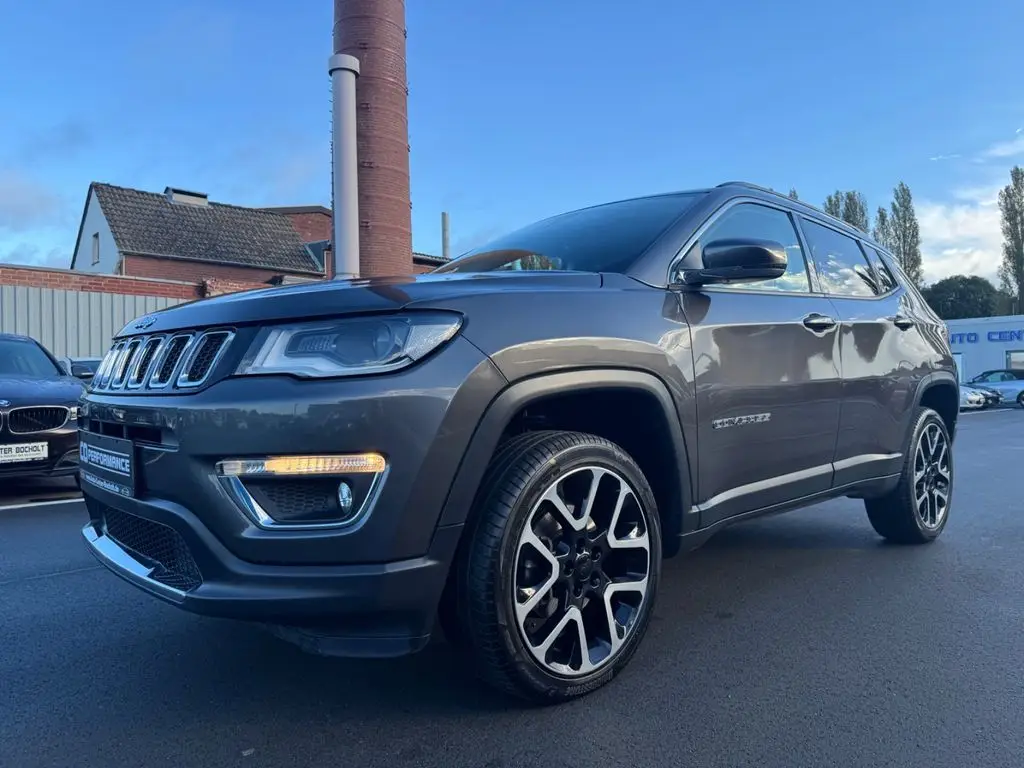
[802,313,837,331]
[890,315,915,330]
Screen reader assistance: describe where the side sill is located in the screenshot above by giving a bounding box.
[672,474,901,555]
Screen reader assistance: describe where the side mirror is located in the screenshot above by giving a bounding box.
[677,238,788,287]
[70,364,94,380]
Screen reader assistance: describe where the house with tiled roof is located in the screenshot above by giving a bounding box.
[70,183,446,293]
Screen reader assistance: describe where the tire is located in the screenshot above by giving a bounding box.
[1016,392,1024,408]
[450,430,662,703]
[438,431,563,651]
[865,406,952,544]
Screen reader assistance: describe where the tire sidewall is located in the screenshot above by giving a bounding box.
[905,408,953,540]
[491,440,662,699]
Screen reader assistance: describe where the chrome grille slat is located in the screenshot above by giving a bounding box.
[177,331,234,388]
[110,338,142,389]
[149,333,195,389]
[126,336,165,389]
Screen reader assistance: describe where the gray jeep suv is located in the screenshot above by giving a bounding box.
[79,182,957,703]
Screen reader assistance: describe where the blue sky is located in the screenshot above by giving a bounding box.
[1,0,1023,284]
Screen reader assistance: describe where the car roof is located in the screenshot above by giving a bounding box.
[0,332,38,343]
[570,181,891,256]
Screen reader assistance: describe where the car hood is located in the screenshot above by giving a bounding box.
[0,375,85,407]
[114,272,604,337]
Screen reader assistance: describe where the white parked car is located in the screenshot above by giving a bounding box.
[959,385,986,411]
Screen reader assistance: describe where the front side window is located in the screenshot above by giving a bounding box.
[801,219,878,297]
[0,338,61,378]
[692,203,811,292]
[436,192,705,275]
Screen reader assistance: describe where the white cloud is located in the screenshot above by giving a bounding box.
[917,186,1003,285]
[929,153,961,161]
[981,135,1024,159]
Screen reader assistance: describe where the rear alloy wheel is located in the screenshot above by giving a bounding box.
[865,407,952,544]
[452,431,661,703]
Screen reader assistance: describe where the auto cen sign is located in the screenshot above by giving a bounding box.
[949,329,1024,344]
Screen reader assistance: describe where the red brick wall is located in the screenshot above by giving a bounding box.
[124,254,320,284]
[0,264,197,299]
[283,212,332,243]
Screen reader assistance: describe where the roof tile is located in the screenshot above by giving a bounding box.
[92,183,322,274]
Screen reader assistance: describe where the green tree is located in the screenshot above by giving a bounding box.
[921,275,1000,319]
[788,188,799,200]
[889,181,923,286]
[823,190,871,232]
[823,191,843,218]
[998,165,1024,303]
[873,207,893,249]
[841,191,870,232]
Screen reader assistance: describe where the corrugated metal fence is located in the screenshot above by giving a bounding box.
[0,286,184,358]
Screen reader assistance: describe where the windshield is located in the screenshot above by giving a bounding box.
[437,192,705,274]
[0,338,61,378]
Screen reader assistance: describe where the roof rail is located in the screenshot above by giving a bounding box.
[715,180,778,194]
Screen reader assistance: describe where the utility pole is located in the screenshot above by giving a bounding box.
[329,53,360,279]
[441,211,450,261]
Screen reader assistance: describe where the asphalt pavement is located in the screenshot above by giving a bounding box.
[1,409,1022,768]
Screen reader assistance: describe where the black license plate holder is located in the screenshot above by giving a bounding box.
[79,432,136,498]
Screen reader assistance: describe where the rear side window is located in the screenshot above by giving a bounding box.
[864,246,899,293]
[800,219,878,297]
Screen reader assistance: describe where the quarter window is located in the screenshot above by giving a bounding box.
[695,203,811,292]
[801,219,878,297]
[864,246,899,293]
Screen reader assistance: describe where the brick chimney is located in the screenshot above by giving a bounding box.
[333,0,413,277]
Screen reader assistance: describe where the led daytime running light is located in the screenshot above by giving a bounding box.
[217,453,386,477]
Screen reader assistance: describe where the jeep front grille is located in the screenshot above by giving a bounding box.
[91,328,235,393]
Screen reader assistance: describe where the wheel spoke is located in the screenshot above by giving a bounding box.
[607,484,648,550]
[515,528,559,621]
[533,606,594,675]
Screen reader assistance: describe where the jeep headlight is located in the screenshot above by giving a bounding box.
[236,312,463,378]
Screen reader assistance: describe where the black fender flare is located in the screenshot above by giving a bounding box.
[911,370,960,440]
[435,368,693,555]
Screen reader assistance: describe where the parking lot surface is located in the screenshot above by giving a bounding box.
[1,409,1022,768]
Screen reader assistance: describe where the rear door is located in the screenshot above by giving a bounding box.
[680,200,843,527]
[797,219,918,486]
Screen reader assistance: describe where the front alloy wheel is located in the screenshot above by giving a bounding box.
[451,431,662,703]
[513,466,651,677]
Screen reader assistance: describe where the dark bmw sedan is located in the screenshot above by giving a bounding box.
[0,333,85,482]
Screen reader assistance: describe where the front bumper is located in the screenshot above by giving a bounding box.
[78,336,505,654]
[0,428,79,480]
[82,495,462,657]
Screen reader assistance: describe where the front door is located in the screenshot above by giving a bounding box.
[680,201,843,527]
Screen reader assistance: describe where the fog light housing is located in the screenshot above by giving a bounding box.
[337,481,354,516]
[215,453,387,530]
